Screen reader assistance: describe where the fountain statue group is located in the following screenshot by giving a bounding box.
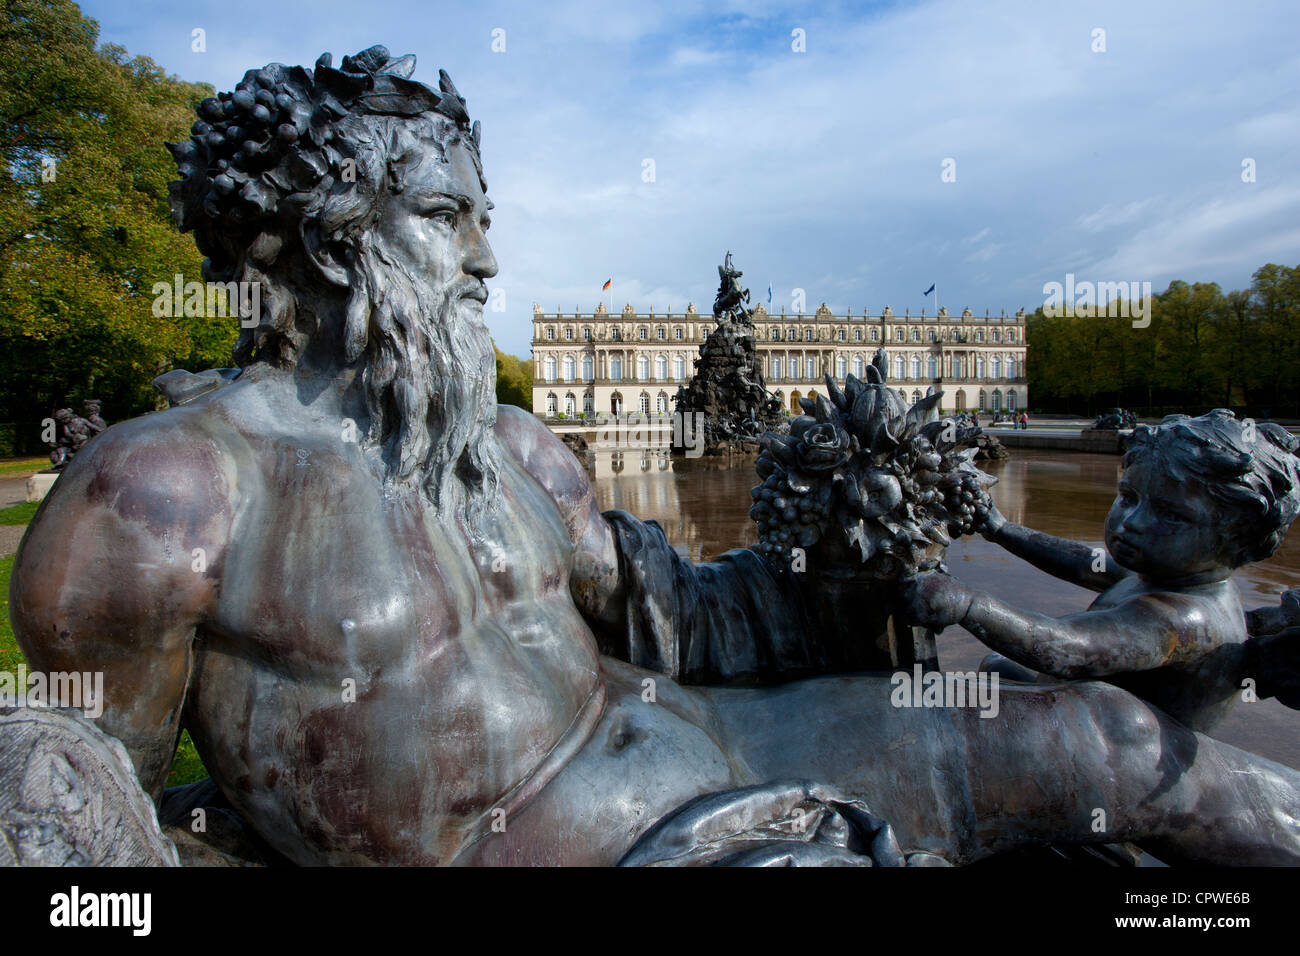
[671,251,786,452]
[45,400,107,470]
[7,46,1300,867]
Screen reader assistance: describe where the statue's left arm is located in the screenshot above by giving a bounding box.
[500,408,834,685]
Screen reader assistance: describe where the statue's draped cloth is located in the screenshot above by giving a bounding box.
[598,510,902,685]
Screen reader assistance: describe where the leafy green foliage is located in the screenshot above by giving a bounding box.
[1028,264,1300,417]
[0,0,235,429]
[495,344,533,410]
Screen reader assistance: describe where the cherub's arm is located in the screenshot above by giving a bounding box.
[905,572,1217,679]
[981,502,1130,593]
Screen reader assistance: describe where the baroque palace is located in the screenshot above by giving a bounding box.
[531,301,1028,419]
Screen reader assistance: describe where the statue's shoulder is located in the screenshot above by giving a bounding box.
[50,399,249,528]
[494,404,595,512]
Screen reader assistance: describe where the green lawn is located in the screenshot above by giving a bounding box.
[0,501,39,525]
[0,457,47,477]
[1,548,208,787]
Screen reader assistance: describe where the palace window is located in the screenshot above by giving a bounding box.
[583,328,592,341]
[853,356,864,377]
[804,329,814,342]
[992,390,1002,412]
[674,328,683,340]
[639,328,648,340]
[928,330,936,342]
[1007,390,1017,411]
[636,356,649,380]
[991,357,1002,379]
[1006,357,1017,379]
[928,355,938,378]
[912,390,922,404]
[912,329,920,341]
[771,356,782,379]
[911,356,922,379]
[544,356,556,382]
[656,393,668,413]
[895,328,904,342]
[611,328,622,341]
[582,355,594,380]
[610,357,623,380]
[564,395,575,416]
[788,328,796,340]
[976,330,984,342]
[991,330,1000,343]
[854,330,862,341]
[583,394,594,414]
[562,356,574,382]
[639,394,651,414]
[837,329,846,341]
[545,327,555,340]
[870,329,879,341]
[546,393,557,415]
[772,329,781,340]
[835,356,847,377]
[1007,330,1016,343]
[805,357,816,379]
[976,356,986,379]
[657,328,666,340]
[655,356,667,380]
[673,356,686,380]
[894,356,906,379]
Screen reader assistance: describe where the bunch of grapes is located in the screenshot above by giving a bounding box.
[750,469,829,556]
[938,470,991,537]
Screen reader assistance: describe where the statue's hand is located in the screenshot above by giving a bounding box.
[976,500,1007,540]
[901,571,974,631]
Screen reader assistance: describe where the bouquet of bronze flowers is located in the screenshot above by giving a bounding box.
[751,350,995,578]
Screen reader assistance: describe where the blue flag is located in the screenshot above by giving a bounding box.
[923,283,935,296]
[767,282,773,305]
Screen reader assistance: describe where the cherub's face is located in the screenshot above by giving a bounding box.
[1104,457,1234,580]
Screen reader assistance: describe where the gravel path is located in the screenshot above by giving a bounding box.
[0,524,26,559]
[0,476,30,510]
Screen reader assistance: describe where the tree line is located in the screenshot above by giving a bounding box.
[1027,264,1300,419]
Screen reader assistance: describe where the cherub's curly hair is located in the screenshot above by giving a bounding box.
[1124,409,1300,564]
[166,45,484,367]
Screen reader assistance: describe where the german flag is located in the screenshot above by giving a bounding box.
[602,279,612,291]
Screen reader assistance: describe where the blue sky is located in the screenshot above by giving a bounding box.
[81,0,1300,355]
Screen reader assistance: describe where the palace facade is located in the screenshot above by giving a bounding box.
[531,301,1028,418]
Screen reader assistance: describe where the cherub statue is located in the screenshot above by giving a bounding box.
[904,409,1300,732]
[47,407,93,470]
[83,399,107,436]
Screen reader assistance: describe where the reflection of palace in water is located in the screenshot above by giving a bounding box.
[532,301,1029,420]
[592,450,706,559]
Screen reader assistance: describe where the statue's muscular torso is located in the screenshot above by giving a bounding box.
[11,373,641,863]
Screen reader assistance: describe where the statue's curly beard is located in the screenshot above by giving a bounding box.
[354,249,501,529]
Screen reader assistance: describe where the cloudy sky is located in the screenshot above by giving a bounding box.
[81,0,1300,355]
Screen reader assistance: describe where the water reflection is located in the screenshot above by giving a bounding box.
[590,448,1300,769]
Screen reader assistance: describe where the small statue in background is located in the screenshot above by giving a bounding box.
[45,399,107,470]
[83,399,107,436]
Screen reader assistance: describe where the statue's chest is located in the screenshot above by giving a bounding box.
[211,458,579,673]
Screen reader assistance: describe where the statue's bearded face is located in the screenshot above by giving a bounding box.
[352,131,503,522]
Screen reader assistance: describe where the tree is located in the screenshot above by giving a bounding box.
[494,345,533,410]
[0,0,231,442]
